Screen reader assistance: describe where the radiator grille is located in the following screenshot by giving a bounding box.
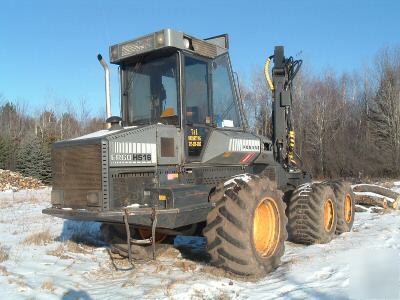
[111,172,154,208]
[191,39,217,58]
[52,143,102,208]
[263,167,276,182]
[121,35,154,57]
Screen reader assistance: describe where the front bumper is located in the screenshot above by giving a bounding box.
[42,203,212,229]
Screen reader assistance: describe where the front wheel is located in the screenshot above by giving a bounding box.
[203,175,287,277]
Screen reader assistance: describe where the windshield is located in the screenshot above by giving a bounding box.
[124,54,179,125]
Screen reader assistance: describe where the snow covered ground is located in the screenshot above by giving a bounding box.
[0,187,399,299]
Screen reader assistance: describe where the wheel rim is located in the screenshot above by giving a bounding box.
[138,228,168,243]
[344,194,352,223]
[253,197,280,258]
[323,199,334,232]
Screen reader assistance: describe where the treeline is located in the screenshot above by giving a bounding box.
[0,99,104,183]
[1,46,399,182]
[243,46,400,178]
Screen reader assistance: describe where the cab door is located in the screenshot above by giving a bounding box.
[182,54,212,162]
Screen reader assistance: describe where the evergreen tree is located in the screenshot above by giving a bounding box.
[16,136,52,184]
[0,136,12,169]
[40,142,52,184]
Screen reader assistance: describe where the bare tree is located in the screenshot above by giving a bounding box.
[369,46,400,176]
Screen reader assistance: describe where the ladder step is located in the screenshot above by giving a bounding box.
[129,238,152,245]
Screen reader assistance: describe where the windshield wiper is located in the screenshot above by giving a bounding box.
[221,101,235,119]
[123,58,144,96]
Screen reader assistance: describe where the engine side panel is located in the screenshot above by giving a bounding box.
[201,129,262,165]
[107,125,158,167]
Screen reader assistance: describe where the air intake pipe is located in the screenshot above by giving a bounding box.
[97,54,112,120]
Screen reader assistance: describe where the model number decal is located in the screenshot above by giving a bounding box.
[111,153,152,162]
[110,142,156,164]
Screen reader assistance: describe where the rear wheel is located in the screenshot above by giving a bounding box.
[100,223,126,244]
[100,223,172,244]
[287,183,337,244]
[203,175,287,277]
[100,223,173,259]
[328,181,355,234]
[137,228,169,243]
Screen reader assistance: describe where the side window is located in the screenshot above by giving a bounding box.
[128,73,151,123]
[184,57,209,124]
[212,54,241,128]
[161,75,178,119]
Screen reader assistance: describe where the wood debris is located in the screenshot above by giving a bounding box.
[353,183,400,213]
[0,169,44,191]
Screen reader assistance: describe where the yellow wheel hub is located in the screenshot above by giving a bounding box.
[344,194,352,223]
[253,198,280,257]
[323,199,334,232]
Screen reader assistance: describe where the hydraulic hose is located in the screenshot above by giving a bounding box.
[265,50,300,167]
[264,55,274,91]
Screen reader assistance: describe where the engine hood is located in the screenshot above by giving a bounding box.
[53,124,180,167]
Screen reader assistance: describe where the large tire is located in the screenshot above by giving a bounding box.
[203,175,287,277]
[100,223,126,244]
[101,223,173,259]
[100,223,171,244]
[329,181,355,234]
[287,183,337,244]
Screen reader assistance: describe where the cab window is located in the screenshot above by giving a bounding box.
[212,54,241,128]
[184,56,210,124]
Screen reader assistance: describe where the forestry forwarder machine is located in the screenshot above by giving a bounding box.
[43,29,355,278]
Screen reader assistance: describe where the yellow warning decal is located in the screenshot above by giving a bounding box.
[188,128,202,147]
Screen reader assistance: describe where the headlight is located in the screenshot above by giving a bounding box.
[183,38,190,49]
[87,191,101,207]
[155,31,165,47]
[51,190,63,205]
[110,45,118,61]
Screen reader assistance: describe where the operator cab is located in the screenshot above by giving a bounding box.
[110,29,243,131]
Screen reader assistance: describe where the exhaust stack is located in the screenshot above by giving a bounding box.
[97,54,112,119]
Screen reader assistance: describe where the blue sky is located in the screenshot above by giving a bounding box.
[0,0,399,116]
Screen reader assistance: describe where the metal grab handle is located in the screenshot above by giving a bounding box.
[151,208,157,260]
[123,208,158,263]
[123,209,132,263]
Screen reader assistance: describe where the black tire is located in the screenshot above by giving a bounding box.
[100,223,127,244]
[101,223,173,245]
[287,183,337,244]
[203,175,287,277]
[328,181,355,234]
[101,223,173,259]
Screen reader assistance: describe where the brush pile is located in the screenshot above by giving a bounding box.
[0,169,44,191]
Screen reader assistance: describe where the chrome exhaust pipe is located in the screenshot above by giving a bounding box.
[97,54,112,119]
